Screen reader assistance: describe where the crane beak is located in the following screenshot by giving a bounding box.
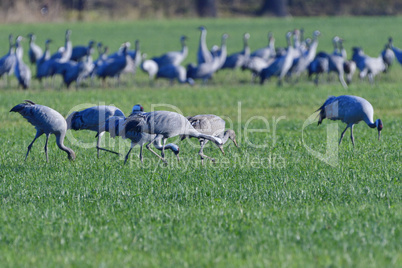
[378,130,381,141]
[233,138,239,148]
[219,145,225,155]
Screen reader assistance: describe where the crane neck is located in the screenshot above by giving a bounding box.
[56,133,76,160]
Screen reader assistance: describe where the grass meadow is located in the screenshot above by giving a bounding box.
[0,16,401,267]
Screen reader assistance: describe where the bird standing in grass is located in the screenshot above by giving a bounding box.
[101,105,180,164]
[10,100,76,162]
[123,110,224,164]
[183,114,238,164]
[66,105,125,157]
[316,95,383,146]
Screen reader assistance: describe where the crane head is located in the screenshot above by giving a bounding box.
[376,119,383,140]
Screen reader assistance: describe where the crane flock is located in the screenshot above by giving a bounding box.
[7,26,386,163]
[0,26,399,89]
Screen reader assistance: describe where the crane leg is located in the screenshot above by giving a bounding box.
[198,139,215,165]
[124,148,133,165]
[96,131,120,156]
[339,126,349,145]
[44,133,50,162]
[25,131,43,161]
[350,125,355,146]
[139,145,143,164]
[146,135,167,164]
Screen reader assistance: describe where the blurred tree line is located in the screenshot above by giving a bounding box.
[0,0,400,23]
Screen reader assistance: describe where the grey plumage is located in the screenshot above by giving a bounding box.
[123,110,224,164]
[197,26,213,64]
[14,36,32,89]
[10,100,76,162]
[101,105,180,164]
[27,33,43,65]
[152,36,188,67]
[187,34,228,82]
[66,105,125,157]
[250,32,276,61]
[222,33,250,69]
[184,114,238,164]
[316,95,383,146]
[260,31,295,86]
[0,34,17,81]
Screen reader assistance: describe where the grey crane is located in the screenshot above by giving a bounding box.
[250,32,276,61]
[260,31,295,86]
[101,105,180,164]
[152,36,188,67]
[0,34,17,84]
[351,47,387,84]
[197,26,213,64]
[316,95,383,146]
[290,30,321,78]
[27,33,43,65]
[50,29,72,62]
[183,114,238,164]
[308,36,348,89]
[10,100,76,162]
[14,36,32,89]
[187,34,228,83]
[35,39,53,83]
[70,40,95,62]
[60,55,94,88]
[127,39,142,68]
[66,105,126,157]
[96,42,130,86]
[140,53,158,81]
[156,63,194,85]
[222,33,250,69]
[122,111,224,164]
[388,37,402,64]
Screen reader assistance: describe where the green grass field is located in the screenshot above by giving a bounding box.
[0,17,401,267]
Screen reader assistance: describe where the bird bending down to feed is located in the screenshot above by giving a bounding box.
[66,105,125,157]
[316,95,383,146]
[10,100,76,162]
[183,114,238,164]
[101,105,180,164]
[123,110,224,164]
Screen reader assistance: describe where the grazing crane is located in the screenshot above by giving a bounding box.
[0,34,17,84]
[10,100,76,162]
[260,31,295,86]
[222,33,250,70]
[66,105,126,157]
[152,36,188,67]
[14,36,32,89]
[70,40,95,62]
[183,114,238,164]
[197,26,213,64]
[123,111,224,164]
[316,95,383,146]
[101,105,180,164]
[250,32,276,61]
[27,33,43,65]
